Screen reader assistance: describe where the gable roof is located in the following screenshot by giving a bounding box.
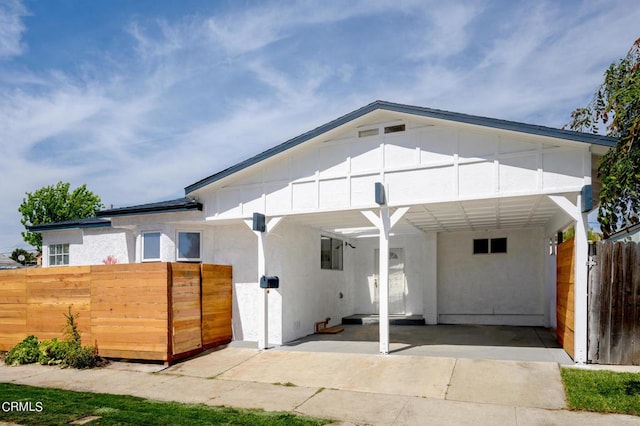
[96,197,202,218]
[185,100,618,194]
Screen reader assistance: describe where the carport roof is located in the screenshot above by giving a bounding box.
[287,194,571,237]
[185,100,617,194]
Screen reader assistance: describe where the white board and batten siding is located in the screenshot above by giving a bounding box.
[195,119,591,218]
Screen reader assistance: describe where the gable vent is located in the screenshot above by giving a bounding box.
[358,128,379,138]
[384,124,405,134]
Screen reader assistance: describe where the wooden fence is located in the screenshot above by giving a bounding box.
[556,238,575,359]
[0,263,232,364]
[588,241,640,365]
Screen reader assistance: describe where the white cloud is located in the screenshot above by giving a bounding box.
[1,0,639,253]
[0,0,27,58]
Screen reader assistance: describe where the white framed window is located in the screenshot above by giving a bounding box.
[49,244,69,266]
[321,236,343,270]
[142,232,161,261]
[177,231,201,262]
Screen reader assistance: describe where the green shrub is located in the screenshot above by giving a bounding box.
[4,308,105,369]
[5,335,40,365]
[63,343,100,369]
[38,338,69,365]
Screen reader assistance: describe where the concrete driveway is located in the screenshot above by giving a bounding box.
[3,344,639,425]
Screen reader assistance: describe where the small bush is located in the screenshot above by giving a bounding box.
[4,308,105,369]
[38,338,69,366]
[5,335,40,365]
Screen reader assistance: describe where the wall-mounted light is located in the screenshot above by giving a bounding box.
[345,242,356,249]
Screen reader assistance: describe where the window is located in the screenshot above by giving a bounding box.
[142,232,161,261]
[473,239,489,254]
[384,124,405,134]
[177,232,201,261]
[321,236,343,270]
[473,238,507,254]
[49,244,69,266]
[491,237,507,253]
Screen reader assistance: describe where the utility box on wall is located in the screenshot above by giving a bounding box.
[260,275,279,289]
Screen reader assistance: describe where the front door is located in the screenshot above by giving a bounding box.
[374,248,406,314]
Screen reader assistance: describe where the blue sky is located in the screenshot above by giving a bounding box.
[0,0,638,254]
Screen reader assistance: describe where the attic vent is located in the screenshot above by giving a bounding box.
[358,128,379,138]
[384,124,406,134]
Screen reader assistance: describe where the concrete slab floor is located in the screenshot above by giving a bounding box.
[277,324,575,364]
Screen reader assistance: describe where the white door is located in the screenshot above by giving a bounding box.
[374,248,406,314]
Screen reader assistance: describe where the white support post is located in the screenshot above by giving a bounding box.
[362,206,409,355]
[379,206,390,354]
[244,216,283,350]
[574,194,589,364]
[256,231,268,350]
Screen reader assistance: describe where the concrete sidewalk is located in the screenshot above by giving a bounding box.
[1,346,639,425]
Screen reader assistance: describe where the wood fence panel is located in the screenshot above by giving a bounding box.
[609,243,626,363]
[557,238,575,359]
[588,242,601,362]
[588,241,640,365]
[201,264,232,348]
[26,267,92,344]
[0,262,231,363]
[90,263,169,361]
[171,263,202,356]
[633,243,640,365]
[0,270,27,350]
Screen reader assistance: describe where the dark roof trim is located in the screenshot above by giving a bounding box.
[185,100,618,194]
[28,217,111,232]
[97,197,202,218]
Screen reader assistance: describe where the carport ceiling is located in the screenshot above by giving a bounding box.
[287,194,571,237]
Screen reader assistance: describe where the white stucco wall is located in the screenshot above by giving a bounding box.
[42,227,132,266]
[437,228,545,326]
[353,233,436,322]
[271,221,356,343]
[209,220,357,345]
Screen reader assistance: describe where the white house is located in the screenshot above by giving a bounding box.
[32,101,616,363]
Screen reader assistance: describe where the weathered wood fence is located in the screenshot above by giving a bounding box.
[556,238,575,359]
[0,263,232,364]
[588,240,640,365]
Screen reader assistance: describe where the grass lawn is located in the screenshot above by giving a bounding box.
[0,383,330,425]
[561,367,640,416]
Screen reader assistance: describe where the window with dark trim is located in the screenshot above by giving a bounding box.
[321,236,343,270]
[473,238,507,254]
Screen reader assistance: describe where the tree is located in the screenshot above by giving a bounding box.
[567,38,640,238]
[19,182,104,251]
[10,248,36,265]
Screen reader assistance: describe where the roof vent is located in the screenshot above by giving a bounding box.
[384,124,405,134]
[358,128,379,138]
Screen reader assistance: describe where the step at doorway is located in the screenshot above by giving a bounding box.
[342,314,425,326]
